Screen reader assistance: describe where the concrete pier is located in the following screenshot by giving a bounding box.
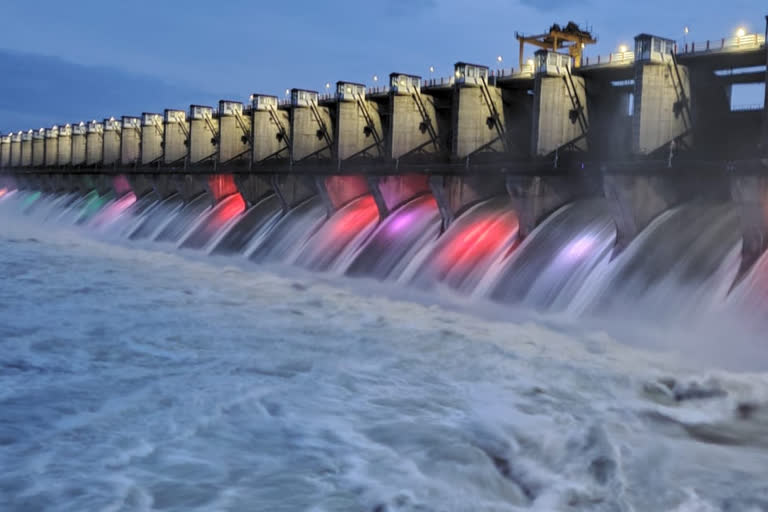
[188,105,218,166]
[163,109,188,166]
[631,35,690,156]
[57,125,72,166]
[334,82,385,161]
[32,129,45,167]
[508,174,595,237]
[388,74,449,161]
[0,134,11,169]
[44,127,58,167]
[140,113,164,166]
[103,118,121,167]
[290,89,334,164]
[217,100,250,167]
[21,130,33,167]
[251,95,291,166]
[430,174,507,228]
[9,132,22,168]
[71,123,87,166]
[120,117,141,167]
[86,120,104,166]
[531,51,588,157]
[451,63,508,159]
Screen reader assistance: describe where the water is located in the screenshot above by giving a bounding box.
[481,199,616,311]
[1,186,768,511]
[346,194,441,280]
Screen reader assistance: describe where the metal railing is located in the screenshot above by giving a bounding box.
[679,34,766,54]
[731,103,765,112]
[366,86,391,95]
[422,76,454,87]
[583,51,635,67]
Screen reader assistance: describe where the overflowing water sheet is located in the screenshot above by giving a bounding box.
[346,194,442,280]
[210,194,283,255]
[481,199,617,311]
[402,196,520,293]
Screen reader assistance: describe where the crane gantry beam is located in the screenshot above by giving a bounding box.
[516,22,597,70]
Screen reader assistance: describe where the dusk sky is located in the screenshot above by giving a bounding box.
[0,0,765,132]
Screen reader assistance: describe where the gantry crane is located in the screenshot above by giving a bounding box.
[515,22,597,69]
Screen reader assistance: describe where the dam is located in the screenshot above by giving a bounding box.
[1,20,768,316]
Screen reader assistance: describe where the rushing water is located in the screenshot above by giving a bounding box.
[1,187,768,511]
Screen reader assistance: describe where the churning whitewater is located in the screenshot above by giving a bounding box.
[2,188,768,511]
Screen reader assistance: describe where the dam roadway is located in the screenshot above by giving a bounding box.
[1,20,768,277]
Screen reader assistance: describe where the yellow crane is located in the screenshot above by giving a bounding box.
[515,22,597,69]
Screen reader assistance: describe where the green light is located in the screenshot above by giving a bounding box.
[21,191,42,211]
[76,190,114,224]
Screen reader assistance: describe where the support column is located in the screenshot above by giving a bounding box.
[21,130,33,167]
[730,174,768,280]
[334,82,384,161]
[32,128,45,167]
[71,123,87,166]
[531,50,588,157]
[251,94,291,166]
[57,125,72,166]
[452,62,507,159]
[120,117,141,167]
[188,105,218,166]
[0,134,11,169]
[602,166,728,252]
[507,174,593,237]
[10,132,22,168]
[387,73,444,160]
[85,121,104,166]
[103,118,121,167]
[290,89,333,163]
[163,109,188,166]
[141,113,164,166]
[631,34,691,156]
[218,100,250,167]
[367,174,431,218]
[44,127,59,167]
[272,174,318,211]
[430,174,507,229]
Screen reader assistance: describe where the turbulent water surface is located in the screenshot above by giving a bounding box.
[1,194,768,511]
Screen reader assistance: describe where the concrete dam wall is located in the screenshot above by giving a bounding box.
[2,23,768,301]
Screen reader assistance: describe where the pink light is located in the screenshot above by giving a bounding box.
[90,192,137,228]
[0,188,7,199]
[387,197,437,235]
[112,175,132,197]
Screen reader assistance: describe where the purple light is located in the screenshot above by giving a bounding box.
[563,236,595,260]
[387,211,416,234]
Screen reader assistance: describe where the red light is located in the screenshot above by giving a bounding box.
[208,174,239,203]
[210,193,246,228]
[329,195,379,237]
[435,211,519,277]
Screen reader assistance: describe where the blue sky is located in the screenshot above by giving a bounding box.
[0,0,765,132]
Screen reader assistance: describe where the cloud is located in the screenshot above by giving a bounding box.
[0,49,217,133]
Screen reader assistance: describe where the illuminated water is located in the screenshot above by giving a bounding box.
[1,187,768,511]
